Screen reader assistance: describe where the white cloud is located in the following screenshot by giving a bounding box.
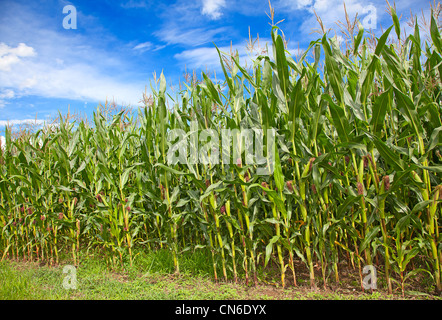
[0,56,144,107]
[201,0,226,20]
[0,62,144,105]
[0,42,36,71]
[0,34,145,110]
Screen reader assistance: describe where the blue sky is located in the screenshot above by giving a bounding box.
[0,0,434,137]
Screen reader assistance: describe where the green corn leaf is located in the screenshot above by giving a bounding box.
[9,174,33,187]
[353,23,364,56]
[310,98,324,142]
[272,73,287,107]
[169,186,180,205]
[371,88,392,135]
[273,144,284,193]
[57,185,73,192]
[381,45,408,82]
[375,26,393,57]
[395,214,412,234]
[390,5,401,40]
[360,226,381,253]
[427,102,442,128]
[154,163,192,176]
[263,218,281,225]
[289,72,306,141]
[202,72,222,106]
[323,94,350,143]
[427,126,442,152]
[365,132,404,172]
[430,11,442,54]
[262,57,273,91]
[74,161,87,176]
[410,23,422,73]
[361,26,393,104]
[394,87,423,136]
[403,268,433,283]
[322,35,344,103]
[200,181,224,201]
[214,45,235,95]
[418,166,442,173]
[410,200,434,215]
[67,130,79,158]
[337,195,361,219]
[265,235,280,267]
[403,247,420,268]
[272,27,289,99]
[120,166,135,190]
[231,54,256,88]
[250,182,287,218]
[314,43,321,69]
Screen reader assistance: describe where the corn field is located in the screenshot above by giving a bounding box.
[1,5,441,296]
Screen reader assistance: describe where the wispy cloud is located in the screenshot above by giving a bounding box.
[133,41,166,53]
[133,41,153,51]
[175,47,224,71]
[154,26,229,47]
[120,0,152,9]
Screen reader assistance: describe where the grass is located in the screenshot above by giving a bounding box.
[1,250,440,300]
